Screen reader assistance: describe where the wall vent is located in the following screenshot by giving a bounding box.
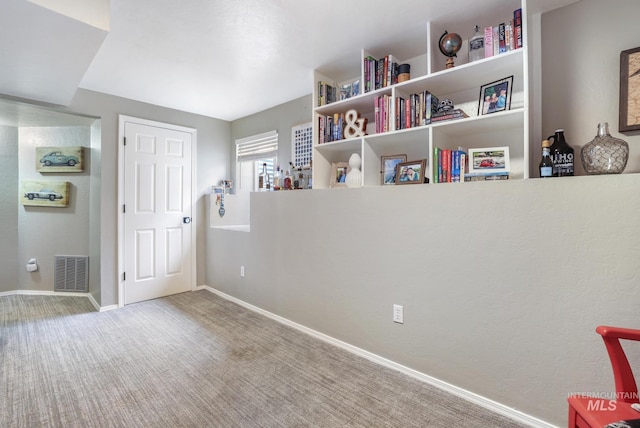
[54,255,89,292]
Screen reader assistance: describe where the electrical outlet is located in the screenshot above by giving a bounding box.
[393,304,403,324]
[240,266,245,278]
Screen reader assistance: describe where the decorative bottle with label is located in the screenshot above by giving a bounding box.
[283,170,292,190]
[548,129,574,176]
[273,165,282,190]
[258,162,270,191]
[539,139,554,178]
[468,25,484,62]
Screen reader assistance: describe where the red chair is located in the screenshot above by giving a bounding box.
[568,326,640,427]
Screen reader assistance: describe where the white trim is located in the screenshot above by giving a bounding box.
[0,290,117,312]
[117,115,197,308]
[199,285,557,428]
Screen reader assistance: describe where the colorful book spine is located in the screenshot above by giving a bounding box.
[514,8,523,49]
[484,26,494,58]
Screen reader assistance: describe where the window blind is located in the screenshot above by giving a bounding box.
[236,130,278,161]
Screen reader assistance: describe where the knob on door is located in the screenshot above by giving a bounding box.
[183,217,191,224]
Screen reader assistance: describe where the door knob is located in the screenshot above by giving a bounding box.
[183,217,191,224]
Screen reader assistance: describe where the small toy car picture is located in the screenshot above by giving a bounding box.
[40,151,79,166]
[35,146,84,172]
[24,188,63,201]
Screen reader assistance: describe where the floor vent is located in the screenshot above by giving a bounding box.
[54,256,89,292]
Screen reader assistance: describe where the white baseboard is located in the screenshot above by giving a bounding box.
[200,285,557,428]
[0,289,117,312]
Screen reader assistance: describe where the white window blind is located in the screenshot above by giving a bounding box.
[236,130,278,161]
[235,130,278,192]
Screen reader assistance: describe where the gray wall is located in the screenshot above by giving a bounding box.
[206,2,640,426]
[0,125,19,292]
[59,89,231,306]
[18,126,92,291]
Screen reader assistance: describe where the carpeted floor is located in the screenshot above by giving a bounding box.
[1,290,528,427]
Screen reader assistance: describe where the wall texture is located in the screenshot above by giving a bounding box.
[0,125,19,292]
[206,1,640,426]
[18,126,91,291]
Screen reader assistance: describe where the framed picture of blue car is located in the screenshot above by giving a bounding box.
[36,146,84,172]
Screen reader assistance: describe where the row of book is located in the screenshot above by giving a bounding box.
[317,80,361,107]
[317,113,346,144]
[396,91,439,130]
[433,148,510,183]
[483,8,523,58]
[364,55,398,93]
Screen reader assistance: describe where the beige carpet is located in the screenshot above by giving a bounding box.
[1,290,528,427]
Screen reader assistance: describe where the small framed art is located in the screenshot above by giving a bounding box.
[396,160,426,185]
[20,180,70,207]
[479,76,513,115]
[619,47,640,133]
[380,154,407,185]
[468,147,510,174]
[36,146,84,172]
[330,162,349,188]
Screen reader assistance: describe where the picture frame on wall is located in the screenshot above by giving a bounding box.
[20,180,70,207]
[468,147,510,175]
[329,162,349,188]
[380,154,407,185]
[395,159,426,185]
[619,46,640,133]
[36,146,84,173]
[478,76,513,116]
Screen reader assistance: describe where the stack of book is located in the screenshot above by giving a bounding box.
[430,109,469,124]
[317,81,338,107]
[433,148,467,183]
[374,94,392,134]
[483,8,523,59]
[364,54,398,93]
[396,91,440,130]
[317,113,345,144]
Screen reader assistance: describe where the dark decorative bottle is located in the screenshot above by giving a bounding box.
[548,129,574,176]
[580,122,629,174]
[539,139,554,178]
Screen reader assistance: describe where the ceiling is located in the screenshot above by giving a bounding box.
[0,0,579,123]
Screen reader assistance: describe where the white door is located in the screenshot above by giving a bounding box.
[120,117,195,305]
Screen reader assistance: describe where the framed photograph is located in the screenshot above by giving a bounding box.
[395,160,426,185]
[20,180,70,207]
[330,162,349,188]
[36,146,84,172]
[479,76,513,115]
[468,147,510,174]
[380,154,407,185]
[619,47,640,133]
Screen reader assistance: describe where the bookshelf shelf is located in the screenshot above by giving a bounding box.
[312,0,529,188]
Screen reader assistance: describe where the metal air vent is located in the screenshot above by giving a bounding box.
[54,255,88,292]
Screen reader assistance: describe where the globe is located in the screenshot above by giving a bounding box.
[438,31,462,68]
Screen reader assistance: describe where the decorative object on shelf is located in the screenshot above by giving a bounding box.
[539,139,554,178]
[437,98,454,113]
[581,122,629,174]
[619,46,640,133]
[438,31,462,69]
[397,64,411,83]
[343,109,367,139]
[479,76,513,115]
[20,180,70,207]
[36,146,84,173]
[329,162,349,188]
[380,154,407,185]
[345,153,362,188]
[292,122,313,169]
[547,129,574,176]
[468,25,484,62]
[468,147,510,175]
[396,160,426,185]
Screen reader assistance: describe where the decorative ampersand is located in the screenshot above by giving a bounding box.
[343,109,367,138]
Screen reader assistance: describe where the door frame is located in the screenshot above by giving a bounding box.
[117,115,197,308]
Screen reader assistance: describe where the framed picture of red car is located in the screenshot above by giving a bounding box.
[468,147,510,175]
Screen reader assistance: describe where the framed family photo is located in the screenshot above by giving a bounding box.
[619,47,640,133]
[395,159,426,185]
[380,154,407,185]
[468,147,510,174]
[479,76,513,116]
[329,162,349,188]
